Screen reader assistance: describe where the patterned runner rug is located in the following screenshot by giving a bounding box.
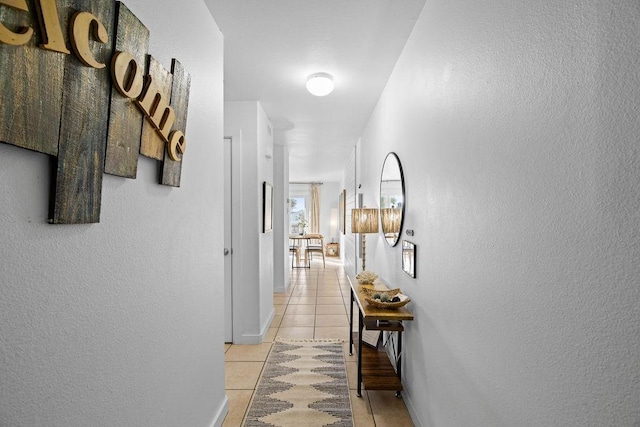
[244,339,353,426]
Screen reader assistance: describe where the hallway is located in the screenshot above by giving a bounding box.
[223,258,414,426]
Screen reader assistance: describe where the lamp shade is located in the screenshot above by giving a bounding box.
[306,72,334,96]
[380,208,401,233]
[351,208,379,234]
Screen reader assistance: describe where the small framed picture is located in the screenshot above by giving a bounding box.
[263,182,273,233]
[402,240,416,278]
[362,330,381,348]
[339,189,346,234]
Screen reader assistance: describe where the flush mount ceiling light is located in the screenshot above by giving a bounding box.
[306,72,334,96]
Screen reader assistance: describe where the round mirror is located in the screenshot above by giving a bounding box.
[379,152,405,247]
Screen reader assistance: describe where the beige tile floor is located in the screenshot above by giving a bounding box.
[222,257,414,426]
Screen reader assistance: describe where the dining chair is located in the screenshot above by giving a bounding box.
[289,238,301,268]
[305,234,325,268]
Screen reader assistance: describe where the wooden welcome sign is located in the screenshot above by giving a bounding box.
[0,0,191,223]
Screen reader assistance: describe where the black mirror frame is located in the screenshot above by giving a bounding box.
[379,152,406,247]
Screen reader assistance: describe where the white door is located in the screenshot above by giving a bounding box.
[223,137,233,342]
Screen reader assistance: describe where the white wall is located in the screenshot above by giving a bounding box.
[342,147,357,277]
[273,144,290,292]
[257,108,275,332]
[357,0,640,425]
[224,101,274,343]
[0,0,227,425]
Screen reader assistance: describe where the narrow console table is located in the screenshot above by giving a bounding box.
[348,276,414,397]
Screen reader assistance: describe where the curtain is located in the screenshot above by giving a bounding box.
[310,184,320,234]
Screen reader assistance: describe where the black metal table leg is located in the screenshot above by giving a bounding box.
[357,309,363,397]
[349,288,354,355]
[396,329,403,397]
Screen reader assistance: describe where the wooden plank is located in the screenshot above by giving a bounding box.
[104,1,148,178]
[364,319,404,332]
[51,0,115,223]
[161,58,190,187]
[352,332,403,391]
[0,0,65,155]
[139,55,172,161]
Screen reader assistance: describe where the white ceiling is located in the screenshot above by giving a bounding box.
[204,0,426,182]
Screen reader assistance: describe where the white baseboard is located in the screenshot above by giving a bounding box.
[208,395,229,427]
[274,278,291,293]
[239,307,275,344]
[402,389,423,427]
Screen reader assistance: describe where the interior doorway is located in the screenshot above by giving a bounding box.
[223,137,233,342]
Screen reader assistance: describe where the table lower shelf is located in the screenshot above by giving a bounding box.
[352,332,403,391]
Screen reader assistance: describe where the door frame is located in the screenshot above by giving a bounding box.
[224,132,243,343]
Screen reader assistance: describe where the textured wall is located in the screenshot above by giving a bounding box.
[359,0,640,425]
[0,0,226,425]
[273,144,290,293]
[257,103,275,335]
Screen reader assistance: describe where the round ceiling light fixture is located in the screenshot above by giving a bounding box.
[306,72,334,96]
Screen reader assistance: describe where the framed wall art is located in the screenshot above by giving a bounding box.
[362,329,381,348]
[339,189,346,234]
[263,181,273,233]
[402,240,416,278]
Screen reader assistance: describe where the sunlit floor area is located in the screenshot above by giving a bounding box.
[222,257,414,426]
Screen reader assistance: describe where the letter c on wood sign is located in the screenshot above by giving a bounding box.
[69,11,108,68]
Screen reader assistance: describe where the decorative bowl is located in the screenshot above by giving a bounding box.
[360,288,402,298]
[356,271,378,284]
[361,288,411,309]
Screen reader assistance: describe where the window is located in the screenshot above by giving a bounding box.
[290,196,307,234]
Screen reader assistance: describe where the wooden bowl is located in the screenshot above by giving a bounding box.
[360,288,402,298]
[361,288,410,309]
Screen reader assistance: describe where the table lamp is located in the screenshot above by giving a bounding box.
[380,208,401,240]
[351,208,379,272]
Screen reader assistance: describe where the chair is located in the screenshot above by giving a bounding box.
[305,234,325,268]
[289,238,301,268]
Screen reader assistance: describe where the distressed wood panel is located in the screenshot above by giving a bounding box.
[104,1,148,178]
[51,0,115,223]
[139,55,172,161]
[0,0,66,155]
[161,59,191,187]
